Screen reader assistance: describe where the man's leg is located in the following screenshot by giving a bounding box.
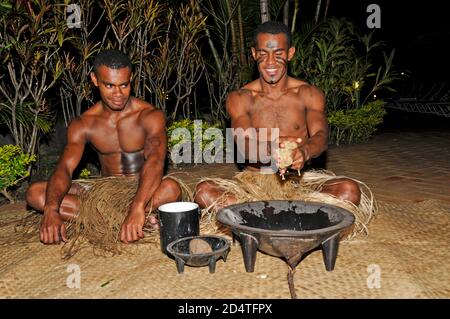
[151,178,182,208]
[195,177,361,209]
[145,178,182,228]
[194,180,237,210]
[320,178,361,206]
[26,181,82,221]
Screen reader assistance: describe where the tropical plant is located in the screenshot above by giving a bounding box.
[328,100,387,145]
[100,0,206,119]
[101,0,166,102]
[290,18,399,144]
[59,0,103,125]
[291,18,400,112]
[0,0,67,157]
[0,144,36,203]
[157,3,206,120]
[200,0,244,125]
[78,167,91,179]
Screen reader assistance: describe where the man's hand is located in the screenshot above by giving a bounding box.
[278,136,308,176]
[40,210,67,244]
[120,206,145,243]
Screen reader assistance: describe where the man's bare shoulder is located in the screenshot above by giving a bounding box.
[138,102,165,129]
[227,82,257,105]
[229,84,254,98]
[132,96,155,111]
[287,77,309,90]
[286,77,321,95]
[140,106,164,121]
[243,79,279,97]
[65,115,90,142]
[69,103,99,126]
[81,101,102,115]
[66,116,84,130]
[226,88,253,116]
[289,80,325,111]
[76,102,103,124]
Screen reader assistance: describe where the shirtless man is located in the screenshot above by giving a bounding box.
[26,50,181,245]
[195,21,361,208]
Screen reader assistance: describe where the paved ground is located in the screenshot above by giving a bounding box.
[168,130,450,204]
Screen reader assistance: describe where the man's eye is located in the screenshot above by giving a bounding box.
[121,84,128,88]
[105,84,112,88]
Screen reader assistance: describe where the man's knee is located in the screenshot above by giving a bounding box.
[26,181,46,210]
[338,179,361,205]
[162,178,182,201]
[194,181,215,208]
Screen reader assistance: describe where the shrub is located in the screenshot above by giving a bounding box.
[291,18,399,112]
[328,100,387,145]
[0,144,36,202]
[167,119,224,165]
[290,18,398,145]
[78,168,91,179]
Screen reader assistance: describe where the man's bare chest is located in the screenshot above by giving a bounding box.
[88,117,146,155]
[248,100,307,132]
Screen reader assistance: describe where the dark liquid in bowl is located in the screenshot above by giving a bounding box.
[238,208,336,231]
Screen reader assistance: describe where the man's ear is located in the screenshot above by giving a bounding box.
[287,46,296,61]
[251,47,257,60]
[90,72,99,87]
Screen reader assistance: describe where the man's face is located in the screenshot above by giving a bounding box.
[251,33,295,85]
[91,65,132,111]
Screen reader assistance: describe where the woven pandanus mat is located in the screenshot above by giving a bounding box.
[0,199,449,298]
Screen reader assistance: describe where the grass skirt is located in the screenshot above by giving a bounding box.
[61,174,193,259]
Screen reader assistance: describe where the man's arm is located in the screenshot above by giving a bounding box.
[227,90,252,131]
[286,85,328,171]
[300,84,328,160]
[41,118,86,243]
[120,108,166,243]
[133,108,167,209]
[227,90,271,163]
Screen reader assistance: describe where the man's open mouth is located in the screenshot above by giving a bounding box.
[265,68,278,76]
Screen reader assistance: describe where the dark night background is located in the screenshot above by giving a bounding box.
[327,0,450,132]
[325,0,450,80]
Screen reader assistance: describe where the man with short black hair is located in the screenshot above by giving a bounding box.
[26,49,181,245]
[252,20,292,47]
[195,21,374,235]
